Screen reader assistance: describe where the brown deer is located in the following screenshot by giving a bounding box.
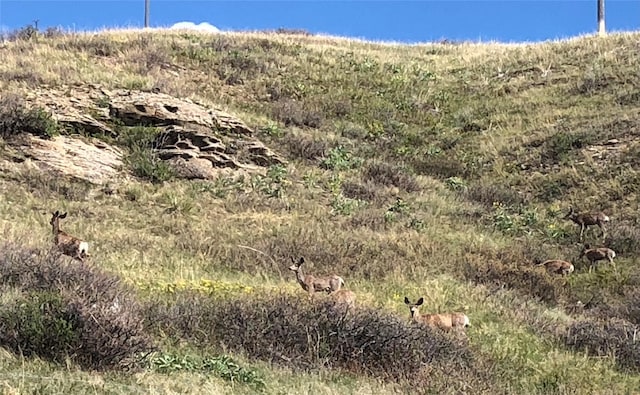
[288,257,344,296]
[564,207,610,242]
[329,289,357,308]
[404,297,470,332]
[535,259,575,276]
[579,244,616,269]
[50,210,89,262]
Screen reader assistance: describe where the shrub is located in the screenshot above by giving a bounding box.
[0,243,154,370]
[118,126,174,183]
[282,133,330,161]
[321,146,363,171]
[271,99,324,128]
[341,180,381,202]
[0,94,59,139]
[412,155,467,179]
[607,222,640,255]
[565,318,640,372]
[464,182,523,208]
[362,161,421,193]
[462,252,568,305]
[0,291,78,362]
[147,292,474,383]
[543,131,592,163]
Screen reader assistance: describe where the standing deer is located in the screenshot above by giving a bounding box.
[564,207,610,242]
[579,244,616,269]
[535,259,575,276]
[50,210,89,262]
[288,257,344,296]
[404,297,470,332]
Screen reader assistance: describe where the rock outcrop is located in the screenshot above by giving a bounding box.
[11,85,286,183]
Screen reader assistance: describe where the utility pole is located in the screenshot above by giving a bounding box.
[144,0,150,28]
[597,0,606,36]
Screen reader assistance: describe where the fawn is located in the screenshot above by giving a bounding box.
[579,244,615,270]
[535,259,575,276]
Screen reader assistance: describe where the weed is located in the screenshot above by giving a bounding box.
[321,146,363,171]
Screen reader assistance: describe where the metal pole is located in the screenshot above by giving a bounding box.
[597,0,606,36]
[144,0,150,28]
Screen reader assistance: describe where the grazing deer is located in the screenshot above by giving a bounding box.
[535,259,575,276]
[288,257,344,296]
[579,244,616,269]
[50,210,89,262]
[404,297,470,332]
[564,207,610,242]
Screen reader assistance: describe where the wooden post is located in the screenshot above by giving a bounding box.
[144,0,150,28]
[597,0,606,36]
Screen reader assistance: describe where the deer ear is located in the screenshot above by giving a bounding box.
[60,212,68,219]
[416,297,424,306]
[404,296,411,305]
[290,257,295,264]
[298,257,305,265]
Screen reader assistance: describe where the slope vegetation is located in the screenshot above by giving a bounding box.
[0,27,640,394]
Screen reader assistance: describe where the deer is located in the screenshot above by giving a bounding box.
[404,297,470,332]
[329,289,357,308]
[535,259,575,276]
[50,210,89,262]
[288,257,344,297]
[579,244,616,269]
[563,206,610,242]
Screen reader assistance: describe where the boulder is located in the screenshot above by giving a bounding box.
[13,85,286,183]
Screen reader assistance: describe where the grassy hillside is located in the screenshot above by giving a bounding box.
[1,27,640,394]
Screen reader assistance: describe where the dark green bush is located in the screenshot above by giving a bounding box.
[0,243,154,370]
[0,291,78,362]
[117,126,174,183]
[0,94,59,139]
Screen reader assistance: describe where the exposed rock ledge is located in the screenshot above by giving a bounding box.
[5,85,285,184]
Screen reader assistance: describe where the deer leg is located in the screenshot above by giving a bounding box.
[579,224,585,241]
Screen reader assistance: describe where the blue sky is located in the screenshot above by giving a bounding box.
[0,1,639,43]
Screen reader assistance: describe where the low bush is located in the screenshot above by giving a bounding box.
[565,318,640,372]
[362,161,421,193]
[464,182,523,208]
[0,291,78,362]
[607,221,640,255]
[118,126,175,183]
[0,94,59,139]
[281,133,329,161]
[0,243,154,370]
[463,252,569,305]
[147,292,475,384]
